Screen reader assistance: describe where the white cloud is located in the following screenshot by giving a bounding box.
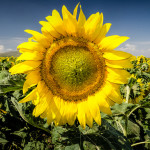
[119,43,136,51]
[0,37,27,53]
[0,45,4,53]
[6,48,13,51]
[117,41,150,57]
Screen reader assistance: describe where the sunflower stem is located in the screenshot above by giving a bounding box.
[116,120,124,134]
[124,115,128,137]
[79,129,82,147]
[125,85,130,103]
[131,141,150,147]
[127,105,141,118]
[123,104,141,138]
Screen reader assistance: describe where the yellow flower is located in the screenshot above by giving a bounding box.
[9,4,133,128]
[131,74,136,79]
[128,95,144,104]
[137,55,147,65]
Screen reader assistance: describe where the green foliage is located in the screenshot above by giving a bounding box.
[102,102,150,149]
[0,96,53,150]
[121,55,150,104]
[51,120,132,150]
[0,56,150,150]
[0,57,53,149]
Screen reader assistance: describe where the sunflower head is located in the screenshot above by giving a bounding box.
[10,4,133,128]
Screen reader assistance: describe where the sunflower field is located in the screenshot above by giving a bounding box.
[1,4,150,150]
[0,55,149,150]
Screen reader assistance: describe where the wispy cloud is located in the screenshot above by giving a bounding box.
[0,45,4,53]
[119,43,136,51]
[0,37,27,53]
[118,41,150,57]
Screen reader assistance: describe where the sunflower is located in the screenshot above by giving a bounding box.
[10,4,133,128]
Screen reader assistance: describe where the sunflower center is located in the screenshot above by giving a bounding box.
[51,46,97,91]
[41,37,105,101]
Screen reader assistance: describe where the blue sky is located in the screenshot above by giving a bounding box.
[0,0,150,56]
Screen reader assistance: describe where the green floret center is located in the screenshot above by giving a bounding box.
[51,46,97,91]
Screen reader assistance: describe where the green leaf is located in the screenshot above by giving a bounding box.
[111,102,136,115]
[143,72,150,78]
[0,70,9,79]
[51,119,132,150]
[11,129,27,139]
[127,120,140,138]
[0,70,25,94]
[10,97,50,134]
[24,141,45,150]
[0,138,8,144]
[83,141,100,150]
[145,108,150,119]
[65,144,80,150]
[1,85,23,94]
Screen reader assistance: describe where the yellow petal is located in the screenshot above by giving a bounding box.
[47,108,56,124]
[32,98,40,106]
[40,109,47,119]
[106,67,130,84]
[46,94,60,124]
[99,35,129,51]
[100,81,122,104]
[77,5,86,36]
[103,50,132,60]
[62,5,78,35]
[88,13,103,41]
[17,51,44,61]
[57,99,67,125]
[33,93,48,117]
[106,82,123,104]
[17,42,45,53]
[77,100,94,128]
[94,91,112,115]
[87,96,101,125]
[19,88,37,103]
[23,69,41,94]
[77,101,86,129]
[28,37,36,42]
[78,5,86,24]
[94,23,111,44]
[84,12,101,40]
[106,97,115,106]
[46,109,54,124]
[25,30,51,48]
[53,96,62,124]
[39,21,60,38]
[41,27,54,41]
[105,57,133,69]
[66,101,77,126]
[37,80,48,98]
[32,81,49,117]
[84,101,93,128]
[46,10,66,36]
[73,3,79,18]
[9,61,41,75]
